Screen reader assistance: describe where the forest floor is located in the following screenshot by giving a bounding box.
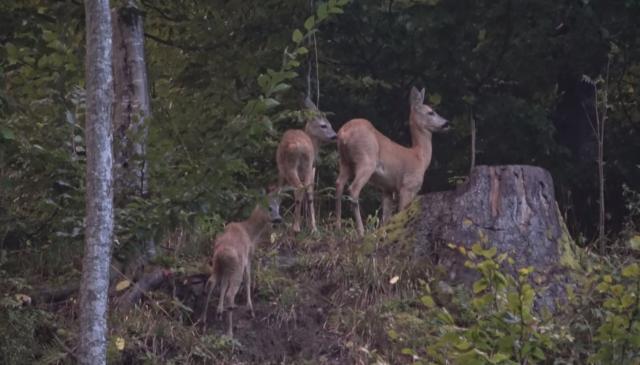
[202,236,354,364]
[3,224,397,364]
[0,212,424,364]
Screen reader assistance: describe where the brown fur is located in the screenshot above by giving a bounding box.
[335,87,449,236]
[203,202,278,337]
[276,98,336,232]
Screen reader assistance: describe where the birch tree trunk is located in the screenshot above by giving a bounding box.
[78,0,114,364]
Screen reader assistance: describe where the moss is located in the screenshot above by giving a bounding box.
[555,205,589,272]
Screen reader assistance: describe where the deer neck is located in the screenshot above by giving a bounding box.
[409,117,433,169]
[303,126,321,160]
[241,206,270,243]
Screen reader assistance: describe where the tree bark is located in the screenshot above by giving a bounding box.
[369,165,581,310]
[112,1,151,202]
[417,165,580,308]
[112,2,156,261]
[79,0,114,364]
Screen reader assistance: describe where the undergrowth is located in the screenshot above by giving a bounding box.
[2,206,640,364]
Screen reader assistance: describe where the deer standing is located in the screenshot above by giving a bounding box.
[276,97,337,232]
[203,189,282,337]
[335,87,449,236]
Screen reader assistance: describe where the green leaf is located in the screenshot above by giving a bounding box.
[304,16,315,31]
[621,293,635,309]
[400,348,415,355]
[292,29,304,44]
[317,3,328,20]
[263,98,280,109]
[596,281,609,292]
[428,93,442,106]
[270,83,290,94]
[1,127,15,140]
[421,295,435,308]
[622,263,640,278]
[489,352,510,363]
[436,308,454,324]
[297,46,309,55]
[629,235,640,251]
[478,29,487,41]
[387,329,399,340]
[257,74,270,90]
[454,338,472,351]
[481,246,497,259]
[6,43,18,64]
[473,278,488,294]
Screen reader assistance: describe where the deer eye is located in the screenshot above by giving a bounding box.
[428,111,435,116]
[320,125,327,129]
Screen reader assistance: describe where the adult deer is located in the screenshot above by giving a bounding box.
[335,87,449,236]
[202,188,282,337]
[276,97,337,232]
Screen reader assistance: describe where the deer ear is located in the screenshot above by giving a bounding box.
[410,87,423,106]
[302,95,317,110]
[420,88,426,102]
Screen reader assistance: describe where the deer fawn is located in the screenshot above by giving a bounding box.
[276,97,337,232]
[203,188,282,337]
[335,87,449,236]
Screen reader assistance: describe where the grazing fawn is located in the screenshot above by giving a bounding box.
[276,97,337,232]
[203,189,282,337]
[335,87,449,236]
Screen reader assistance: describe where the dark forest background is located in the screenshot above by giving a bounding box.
[2,1,640,364]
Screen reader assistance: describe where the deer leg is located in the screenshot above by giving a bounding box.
[217,276,229,320]
[284,170,305,233]
[223,268,244,337]
[292,185,304,232]
[304,168,317,232]
[335,162,351,230]
[381,192,394,224]
[349,163,376,236]
[244,260,254,318]
[398,189,417,212]
[202,274,217,328]
[226,310,234,337]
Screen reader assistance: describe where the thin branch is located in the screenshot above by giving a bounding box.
[143,32,224,52]
[140,0,186,22]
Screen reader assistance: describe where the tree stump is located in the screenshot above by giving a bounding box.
[364,165,583,310]
[415,165,581,308]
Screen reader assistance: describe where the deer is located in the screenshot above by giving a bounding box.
[276,96,337,233]
[335,86,450,236]
[202,188,282,337]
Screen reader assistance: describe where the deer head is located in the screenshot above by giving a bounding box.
[410,87,450,133]
[266,185,283,224]
[302,96,337,143]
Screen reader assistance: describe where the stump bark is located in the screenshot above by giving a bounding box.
[389,165,581,309]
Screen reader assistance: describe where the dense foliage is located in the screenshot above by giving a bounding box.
[1,0,639,363]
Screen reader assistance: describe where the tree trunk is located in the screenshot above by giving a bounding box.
[112,1,151,202]
[79,0,114,364]
[112,2,156,261]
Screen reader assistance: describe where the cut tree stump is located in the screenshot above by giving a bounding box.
[366,165,583,309]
